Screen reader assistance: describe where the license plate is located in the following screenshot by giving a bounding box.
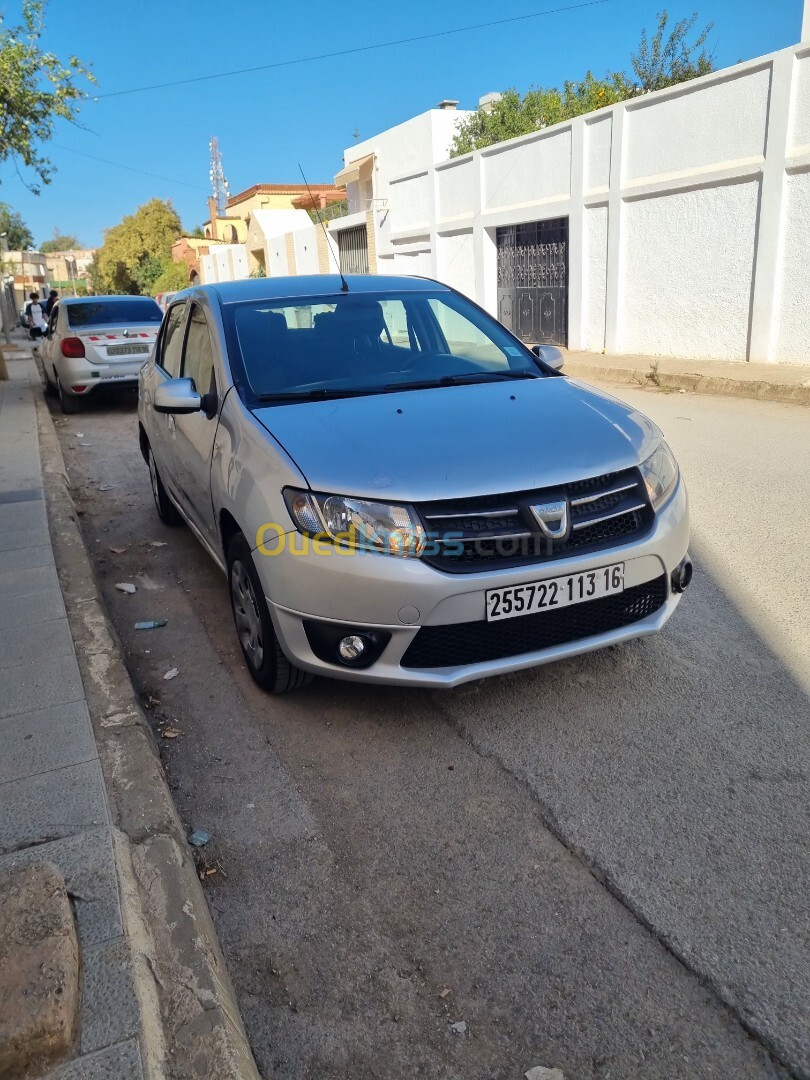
[106,344,149,356]
[486,563,625,622]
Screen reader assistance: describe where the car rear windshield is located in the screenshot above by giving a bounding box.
[67,299,163,327]
[227,290,545,402]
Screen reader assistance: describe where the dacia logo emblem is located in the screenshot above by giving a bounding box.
[529,498,570,541]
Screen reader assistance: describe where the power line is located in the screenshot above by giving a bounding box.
[91,0,611,101]
[52,144,209,191]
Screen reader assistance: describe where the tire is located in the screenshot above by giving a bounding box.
[44,365,58,398]
[147,446,183,527]
[58,379,82,414]
[227,533,313,693]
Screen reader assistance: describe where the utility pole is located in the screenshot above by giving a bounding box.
[208,137,230,218]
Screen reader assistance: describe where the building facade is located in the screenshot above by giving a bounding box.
[43,250,96,296]
[331,43,810,365]
[190,36,810,366]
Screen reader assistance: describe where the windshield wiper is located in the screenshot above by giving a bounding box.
[383,370,540,393]
[256,387,375,403]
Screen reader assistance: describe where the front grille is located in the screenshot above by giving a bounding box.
[416,468,653,573]
[401,575,668,669]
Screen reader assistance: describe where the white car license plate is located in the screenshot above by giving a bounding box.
[107,344,149,356]
[486,563,625,622]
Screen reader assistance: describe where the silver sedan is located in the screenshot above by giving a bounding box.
[138,275,690,691]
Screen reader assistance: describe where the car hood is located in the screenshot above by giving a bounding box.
[252,377,661,501]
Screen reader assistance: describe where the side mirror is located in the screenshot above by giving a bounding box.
[154,377,202,414]
[531,343,564,371]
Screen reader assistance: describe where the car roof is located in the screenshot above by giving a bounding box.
[59,295,160,304]
[175,274,451,306]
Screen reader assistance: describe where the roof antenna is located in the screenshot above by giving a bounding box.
[298,163,349,292]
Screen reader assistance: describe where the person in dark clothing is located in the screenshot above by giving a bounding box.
[44,289,59,316]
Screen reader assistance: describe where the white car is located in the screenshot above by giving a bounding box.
[41,295,163,414]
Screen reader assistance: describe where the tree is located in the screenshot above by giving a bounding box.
[149,258,190,296]
[0,203,33,248]
[190,224,205,239]
[631,10,715,93]
[450,9,714,156]
[93,198,183,294]
[40,233,81,252]
[0,0,94,193]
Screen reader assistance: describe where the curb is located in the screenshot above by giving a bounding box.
[565,362,810,407]
[35,391,261,1080]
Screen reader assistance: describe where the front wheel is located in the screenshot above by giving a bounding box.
[227,533,313,693]
[147,446,182,526]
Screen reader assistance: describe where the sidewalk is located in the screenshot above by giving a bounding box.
[0,343,258,1079]
[0,356,147,1077]
[562,348,810,406]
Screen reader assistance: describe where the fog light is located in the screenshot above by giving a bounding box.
[71,385,88,393]
[671,555,693,593]
[338,635,366,661]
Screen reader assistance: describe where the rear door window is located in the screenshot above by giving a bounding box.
[159,302,187,378]
[181,304,215,394]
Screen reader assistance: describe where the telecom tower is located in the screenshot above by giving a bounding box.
[208,137,230,217]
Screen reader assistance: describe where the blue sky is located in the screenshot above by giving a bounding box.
[1,0,802,249]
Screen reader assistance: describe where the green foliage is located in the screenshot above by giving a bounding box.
[48,278,88,295]
[0,202,33,248]
[0,0,94,193]
[450,8,715,156]
[190,224,205,239]
[149,258,190,296]
[631,10,715,92]
[93,198,183,294]
[40,232,81,252]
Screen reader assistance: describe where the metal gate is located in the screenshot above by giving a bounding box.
[496,218,568,345]
[337,224,369,275]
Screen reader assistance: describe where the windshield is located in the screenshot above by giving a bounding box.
[67,299,163,327]
[228,290,545,402]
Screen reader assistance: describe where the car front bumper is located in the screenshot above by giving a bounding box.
[256,478,690,687]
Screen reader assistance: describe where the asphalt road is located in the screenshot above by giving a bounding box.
[50,381,809,1080]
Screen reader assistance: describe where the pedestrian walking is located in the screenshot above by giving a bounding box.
[24,292,47,344]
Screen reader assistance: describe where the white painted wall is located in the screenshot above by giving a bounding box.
[293,228,319,275]
[337,108,474,273]
[334,41,810,364]
[621,180,760,360]
[200,244,250,284]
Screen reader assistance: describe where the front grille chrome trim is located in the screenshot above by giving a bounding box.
[570,481,638,507]
[571,502,647,530]
[435,529,532,545]
[423,507,519,522]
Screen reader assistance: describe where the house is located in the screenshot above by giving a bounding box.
[43,250,96,296]
[3,251,49,310]
[202,183,345,242]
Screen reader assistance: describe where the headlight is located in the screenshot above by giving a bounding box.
[639,441,679,510]
[284,489,426,558]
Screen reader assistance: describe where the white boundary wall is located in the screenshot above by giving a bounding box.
[376,43,810,364]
